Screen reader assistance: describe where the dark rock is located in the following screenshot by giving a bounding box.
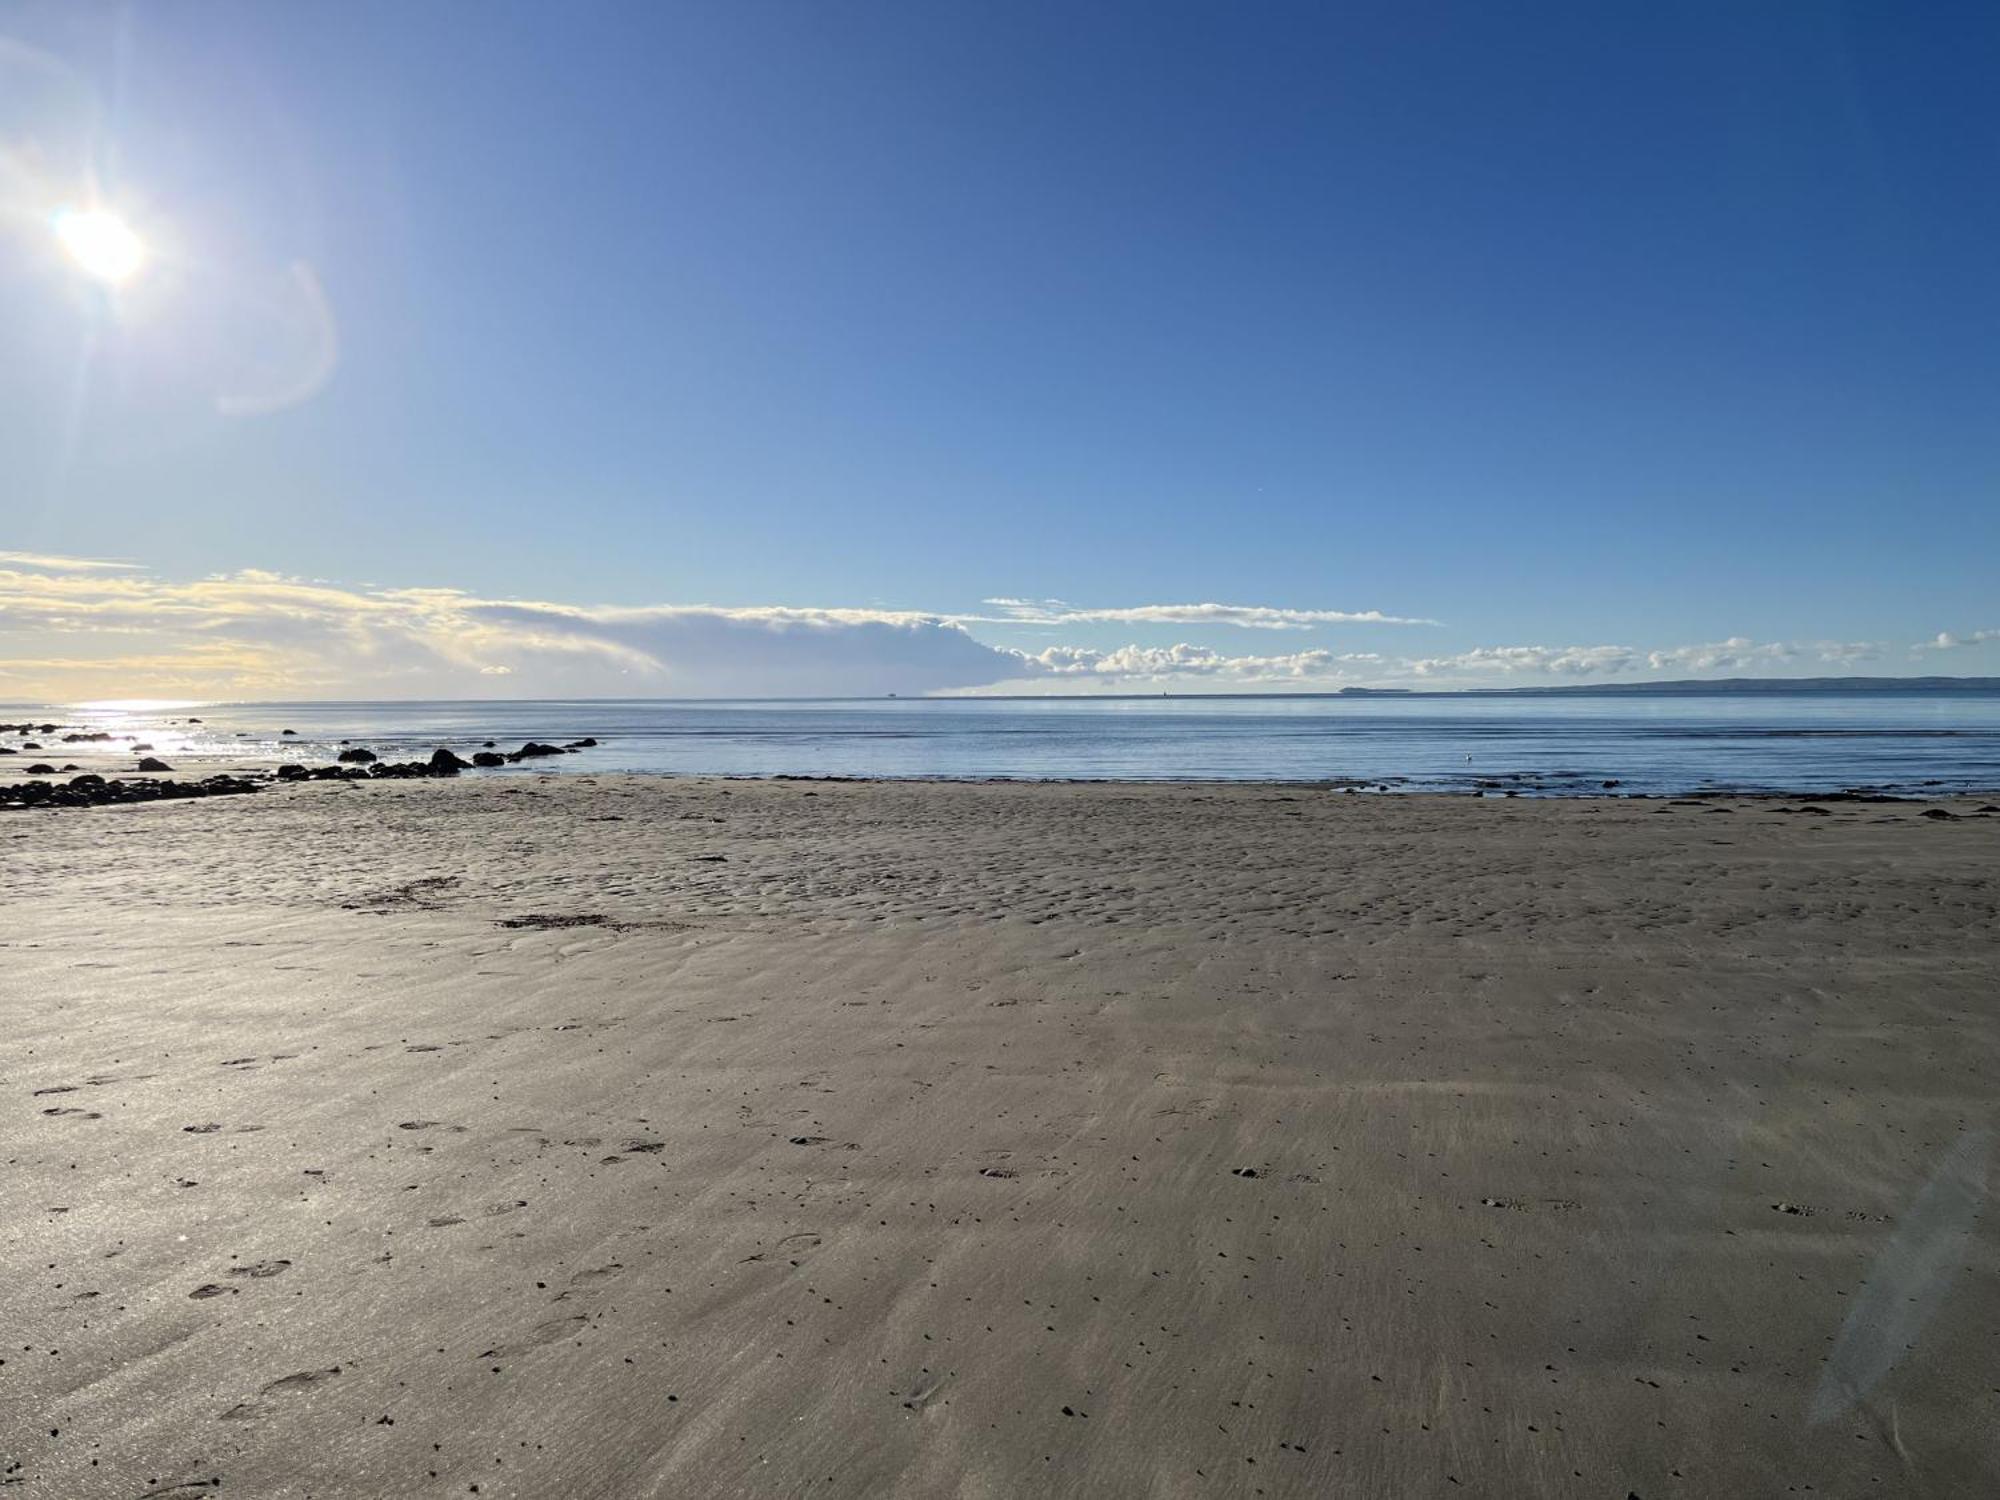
[281,728,298,736]
[337,747,377,764]
[61,731,114,742]
[367,754,476,779]
[25,764,55,775]
[0,747,14,755]
[132,743,154,752]
[565,737,598,748]
[472,751,506,768]
[137,757,174,772]
[0,771,267,812]
[22,741,40,750]
[276,764,309,779]
[507,741,567,761]
[482,741,496,749]
[186,717,202,723]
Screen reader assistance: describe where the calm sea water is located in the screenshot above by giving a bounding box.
[10,693,2000,796]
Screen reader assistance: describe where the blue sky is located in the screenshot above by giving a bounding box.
[2,0,1996,698]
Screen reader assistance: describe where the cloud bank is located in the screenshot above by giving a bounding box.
[0,554,1984,701]
[0,564,1025,698]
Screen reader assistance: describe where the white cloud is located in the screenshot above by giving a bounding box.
[1917,628,2000,652]
[0,551,140,572]
[1015,643,1388,686]
[974,599,1440,629]
[1645,637,1799,672]
[1402,637,1889,682]
[1407,644,1640,678]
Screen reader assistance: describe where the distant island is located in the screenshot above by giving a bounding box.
[1465,676,2000,696]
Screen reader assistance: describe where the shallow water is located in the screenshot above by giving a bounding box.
[10,692,2000,796]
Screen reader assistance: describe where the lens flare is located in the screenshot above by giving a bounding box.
[53,207,146,283]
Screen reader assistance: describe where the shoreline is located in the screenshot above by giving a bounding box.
[10,766,2000,811]
[11,698,2000,799]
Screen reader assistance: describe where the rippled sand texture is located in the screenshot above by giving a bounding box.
[6,778,1998,1497]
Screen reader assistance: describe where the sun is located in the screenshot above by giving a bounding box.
[53,207,147,283]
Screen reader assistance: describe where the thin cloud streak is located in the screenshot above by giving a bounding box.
[0,550,142,572]
[974,598,1441,629]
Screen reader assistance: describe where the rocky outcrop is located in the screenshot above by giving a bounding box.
[0,727,603,812]
[0,772,261,811]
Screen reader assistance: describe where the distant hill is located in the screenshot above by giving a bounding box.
[1472,676,2000,695]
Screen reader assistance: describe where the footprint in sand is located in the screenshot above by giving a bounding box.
[227,1259,292,1278]
[479,1314,589,1360]
[221,1366,344,1419]
[561,1263,625,1293]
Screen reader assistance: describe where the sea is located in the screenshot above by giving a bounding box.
[9,692,2000,797]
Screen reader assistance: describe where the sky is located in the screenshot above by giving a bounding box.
[1,0,1996,701]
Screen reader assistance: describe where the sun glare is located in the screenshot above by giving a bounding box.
[54,207,146,283]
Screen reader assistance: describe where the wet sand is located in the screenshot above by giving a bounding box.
[5,777,1998,1497]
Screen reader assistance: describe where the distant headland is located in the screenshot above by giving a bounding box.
[1447,676,2000,696]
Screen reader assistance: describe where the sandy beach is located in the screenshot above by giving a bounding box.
[5,776,1997,1498]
